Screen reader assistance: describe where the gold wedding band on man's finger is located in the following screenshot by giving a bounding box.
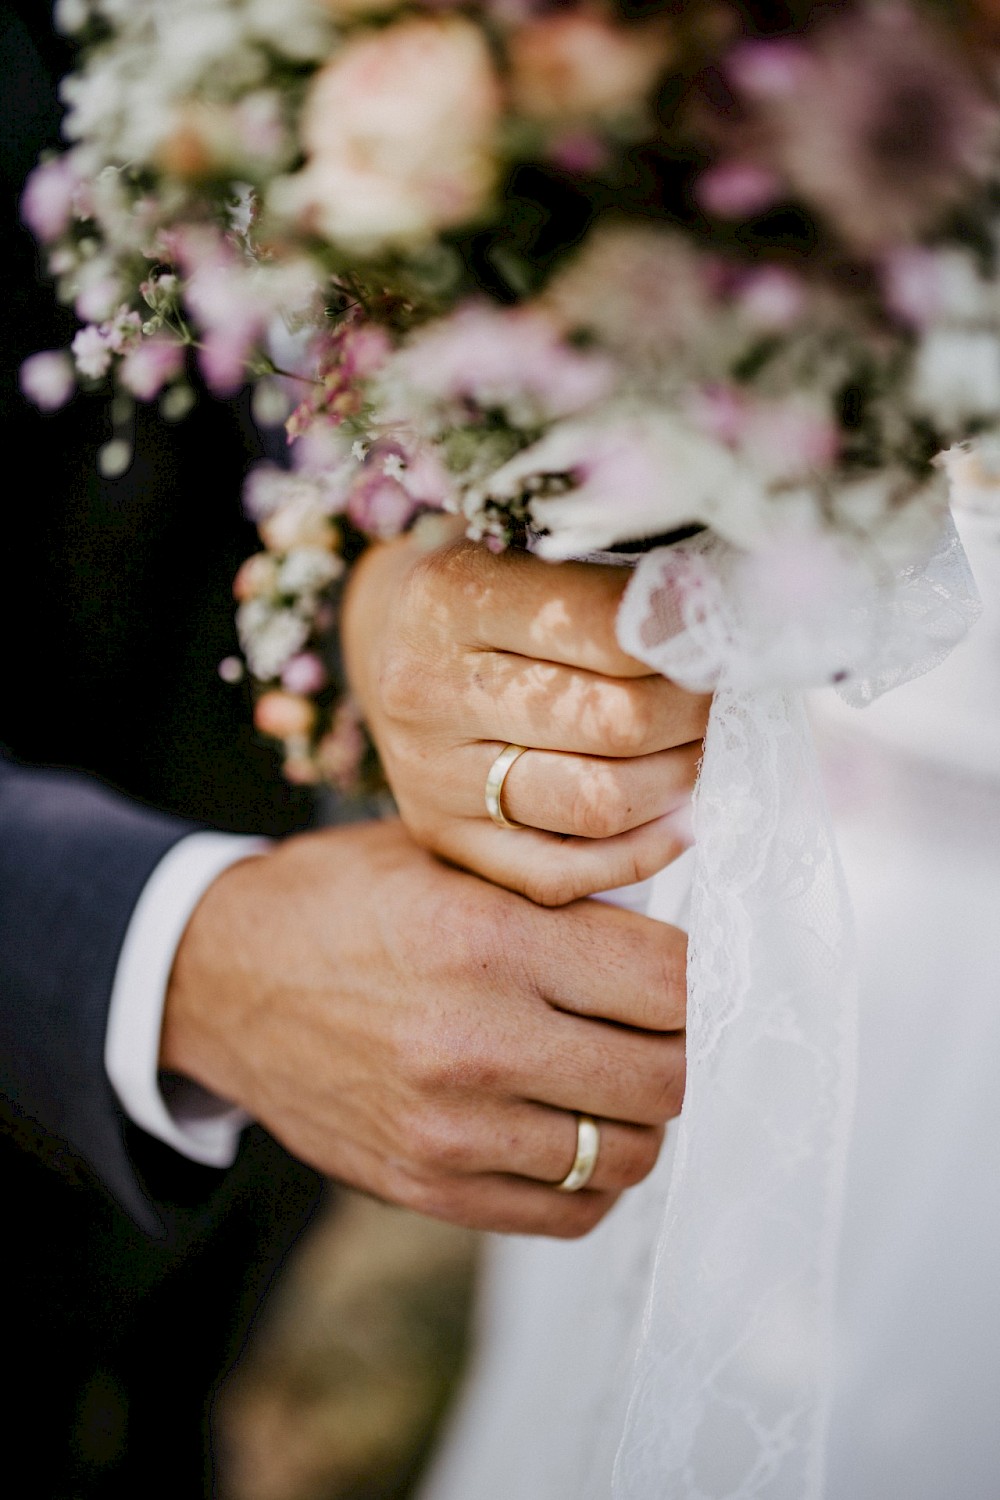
[556,1113,601,1193]
[485,743,529,830]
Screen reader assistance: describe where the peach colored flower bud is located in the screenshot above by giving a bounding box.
[509,12,672,122]
[254,690,317,740]
[233,553,279,601]
[283,753,322,786]
[259,505,340,554]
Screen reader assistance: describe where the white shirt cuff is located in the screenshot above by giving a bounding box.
[105,830,268,1168]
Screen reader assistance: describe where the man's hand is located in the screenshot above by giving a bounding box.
[342,530,709,907]
[161,820,685,1238]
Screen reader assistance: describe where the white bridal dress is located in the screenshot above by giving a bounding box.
[418,501,1000,1500]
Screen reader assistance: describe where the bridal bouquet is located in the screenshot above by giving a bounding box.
[21,0,1000,780]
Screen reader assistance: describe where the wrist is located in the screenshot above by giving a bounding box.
[159,851,265,1103]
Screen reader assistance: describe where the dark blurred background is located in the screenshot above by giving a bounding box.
[1,5,474,1495]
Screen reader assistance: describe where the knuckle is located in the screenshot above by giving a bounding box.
[404,1109,470,1173]
[393,1170,456,1221]
[379,1159,430,1211]
[448,889,519,979]
[396,547,440,608]
[413,883,502,973]
[387,1015,439,1089]
[390,1020,478,1107]
[446,1038,506,1093]
[405,538,478,616]
[377,645,425,721]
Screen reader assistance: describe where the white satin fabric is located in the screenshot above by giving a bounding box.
[418,506,1000,1500]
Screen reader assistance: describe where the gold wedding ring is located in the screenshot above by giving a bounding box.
[556,1113,601,1193]
[485,743,528,830]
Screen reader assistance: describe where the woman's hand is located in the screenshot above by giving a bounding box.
[342,525,709,906]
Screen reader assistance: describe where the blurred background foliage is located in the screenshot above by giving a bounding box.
[217,1192,479,1500]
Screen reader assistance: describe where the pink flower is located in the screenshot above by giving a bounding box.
[688,386,839,478]
[726,40,812,100]
[356,440,457,515]
[397,302,615,421]
[281,16,501,250]
[102,306,143,356]
[218,656,245,684]
[157,222,229,277]
[178,239,288,394]
[735,267,807,331]
[243,463,292,522]
[291,423,360,486]
[75,275,122,323]
[725,6,1000,252]
[281,652,328,695]
[302,318,394,429]
[878,245,990,330]
[119,339,185,400]
[198,329,253,396]
[71,325,112,380]
[19,350,75,411]
[695,160,783,220]
[184,259,269,394]
[741,399,840,478]
[685,384,751,446]
[882,246,944,328]
[233,92,287,164]
[480,410,773,555]
[347,472,419,539]
[20,157,82,243]
[393,445,456,510]
[341,323,393,381]
[546,128,609,175]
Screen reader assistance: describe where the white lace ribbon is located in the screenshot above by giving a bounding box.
[610,512,980,1500]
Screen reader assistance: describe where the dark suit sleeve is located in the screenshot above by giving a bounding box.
[0,751,199,1228]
